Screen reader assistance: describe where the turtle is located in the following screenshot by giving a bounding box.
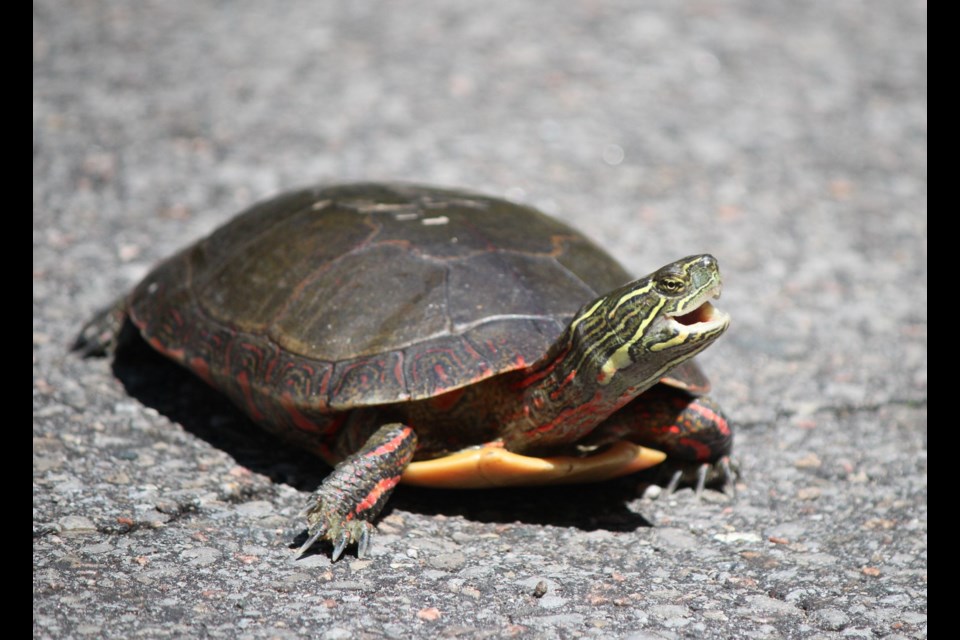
[75,182,733,562]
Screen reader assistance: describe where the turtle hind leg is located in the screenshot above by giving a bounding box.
[638,391,738,497]
[298,423,417,562]
[72,297,129,357]
[593,386,737,496]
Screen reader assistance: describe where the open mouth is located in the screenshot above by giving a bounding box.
[676,300,717,325]
[670,290,729,332]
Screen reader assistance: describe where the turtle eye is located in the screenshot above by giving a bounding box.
[657,276,686,295]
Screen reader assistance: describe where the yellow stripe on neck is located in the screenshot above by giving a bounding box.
[597,298,666,384]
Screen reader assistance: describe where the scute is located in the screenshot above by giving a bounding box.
[193,204,374,336]
[447,251,598,328]
[276,243,449,361]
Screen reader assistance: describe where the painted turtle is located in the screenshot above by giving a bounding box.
[75,183,733,561]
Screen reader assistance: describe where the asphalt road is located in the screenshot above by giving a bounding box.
[34,1,926,638]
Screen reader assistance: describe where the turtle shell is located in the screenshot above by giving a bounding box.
[128,183,710,420]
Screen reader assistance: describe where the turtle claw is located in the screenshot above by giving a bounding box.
[296,501,364,562]
[650,456,738,499]
[693,463,709,497]
[331,532,351,563]
[357,525,372,559]
[296,524,329,558]
[298,513,376,562]
[718,457,738,498]
[663,469,683,495]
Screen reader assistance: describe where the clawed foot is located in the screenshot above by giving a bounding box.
[297,496,376,561]
[649,456,739,499]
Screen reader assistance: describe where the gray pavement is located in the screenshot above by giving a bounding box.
[34,1,926,638]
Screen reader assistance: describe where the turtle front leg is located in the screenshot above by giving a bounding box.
[589,385,736,495]
[298,423,417,562]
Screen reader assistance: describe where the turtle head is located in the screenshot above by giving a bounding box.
[571,254,729,389]
[503,254,729,454]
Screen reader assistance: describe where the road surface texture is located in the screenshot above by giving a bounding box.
[34,1,926,638]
